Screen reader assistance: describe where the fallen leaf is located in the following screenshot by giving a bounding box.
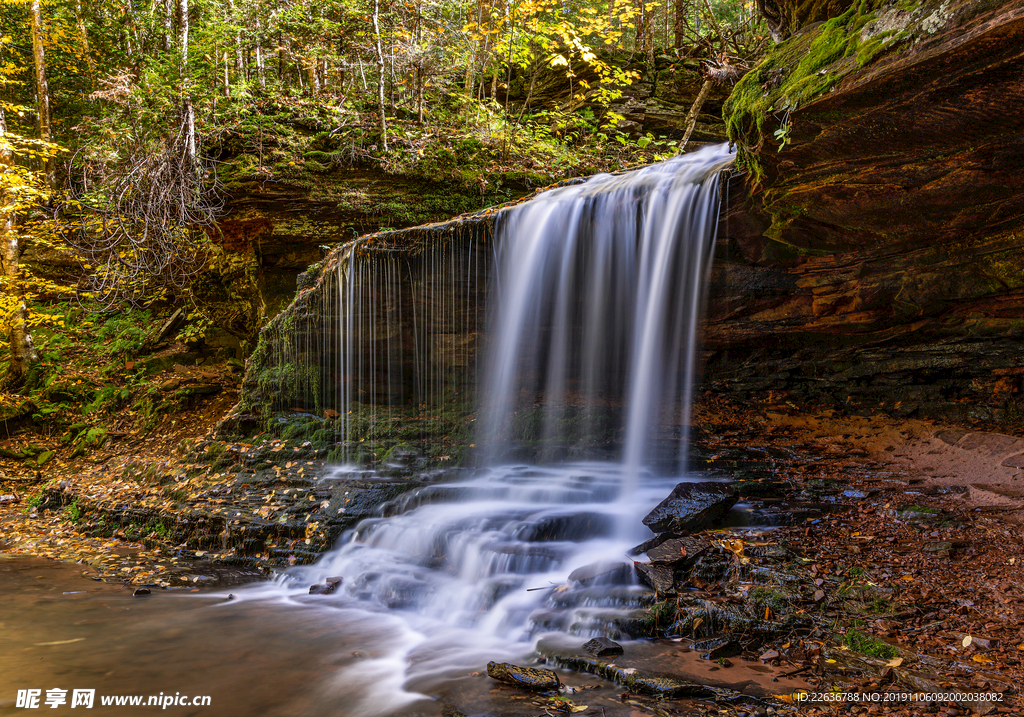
[962,635,973,648]
[886,657,903,667]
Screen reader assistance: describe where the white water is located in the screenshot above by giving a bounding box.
[239,145,735,715]
[479,144,733,475]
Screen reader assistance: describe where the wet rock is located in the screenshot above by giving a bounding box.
[515,512,615,543]
[646,535,710,564]
[693,637,741,660]
[308,576,343,595]
[569,609,649,640]
[535,639,717,699]
[486,661,560,691]
[633,562,675,596]
[759,649,779,662]
[582,637,624,657]
[0,493,19,505]
[568,560,631,586]
[642,482,739,534]
[133,588,151,596]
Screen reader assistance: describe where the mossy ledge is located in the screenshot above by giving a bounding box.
[723,0,1009,184]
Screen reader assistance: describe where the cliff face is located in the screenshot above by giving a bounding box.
[709,0,1024,424]
[235,0,1024,433]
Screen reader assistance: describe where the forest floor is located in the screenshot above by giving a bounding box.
[2,389,1023,716]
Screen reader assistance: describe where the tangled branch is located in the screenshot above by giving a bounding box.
[60,124,222,310]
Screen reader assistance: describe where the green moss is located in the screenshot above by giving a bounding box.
[843,629,899,658]
[723,0,911,182]
[748,586,791,612]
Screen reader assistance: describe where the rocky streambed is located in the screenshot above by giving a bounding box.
[3,401,1024,717]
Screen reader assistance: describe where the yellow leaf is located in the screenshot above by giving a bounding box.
[886,657,903,667]
[972,654,995,665]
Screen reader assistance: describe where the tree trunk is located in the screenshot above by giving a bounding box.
[74,0,96,86]
[644,1,655,73]
[673,0,685,48]
[679,77,712,152]
[417,61,424,123]
[464,0,487,96]
[415,1,424,122]
[29,0,53,189]
[178,0,196,171]
[224,49,231,97]
[0,108,40,390]
[255,36,266,88]
[372,0,388,151]
[278,33,285,82]
[163,0,174,51]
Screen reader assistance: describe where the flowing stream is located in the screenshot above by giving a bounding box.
[2,145,736,717]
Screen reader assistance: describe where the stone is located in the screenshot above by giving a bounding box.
[486,661,560,691]
[0,494,19,505]
[582,637,624,657]
[159,378,181,392]
[535,637,721,699]
[308,582,337,595]
[633,562,675,596]
[646,536,710,565]
[133,588,151,596]
[1001,453,1024,469]
[642,482,739,534]
[923,542,955,558]
[759,649,780,662]
[567,560,632,587]
[693,637,741,660]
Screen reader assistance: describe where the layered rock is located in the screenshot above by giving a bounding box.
[709,0,1024,424]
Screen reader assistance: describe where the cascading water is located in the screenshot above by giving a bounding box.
[242,144,735,716]
[478,145,733,473]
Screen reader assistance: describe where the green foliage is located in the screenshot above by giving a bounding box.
[64,498,83,524]
[843,629,899,659]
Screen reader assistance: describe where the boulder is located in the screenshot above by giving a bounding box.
[485,661,560,691]
[582,636,624,657]
[633,562,676,596]
[642,482,739,534]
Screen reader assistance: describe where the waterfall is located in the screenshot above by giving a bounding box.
[478,144,734,471]
[246,145,735,715]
